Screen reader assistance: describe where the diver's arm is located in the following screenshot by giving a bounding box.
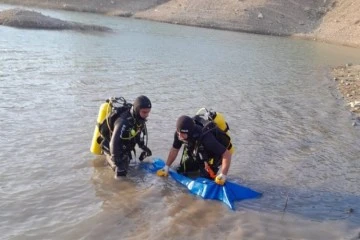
[110,117,129,157]
[220,149,232,175]
[157,132,181,177]
[165,147,180,167]
[156,147,180,177]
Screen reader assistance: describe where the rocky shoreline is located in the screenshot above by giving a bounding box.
[0,8,111,31]
[332,64,360,122]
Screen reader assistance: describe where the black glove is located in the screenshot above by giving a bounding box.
[139,146,152,161]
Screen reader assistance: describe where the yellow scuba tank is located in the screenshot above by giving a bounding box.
[196,108,235,154]
[196,108,229,133]
[212,112,228,133]
[211,111,235,154]
[90,102,111,155]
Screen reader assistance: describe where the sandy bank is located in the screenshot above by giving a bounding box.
[0,0,359,48]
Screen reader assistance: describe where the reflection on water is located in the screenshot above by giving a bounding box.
[1,3,360,240]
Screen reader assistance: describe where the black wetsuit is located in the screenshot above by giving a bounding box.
[109,111,147,175]
[172,125,226,178]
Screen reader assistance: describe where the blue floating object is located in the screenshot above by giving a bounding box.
[141,158,262,210]
[141,158,165,173]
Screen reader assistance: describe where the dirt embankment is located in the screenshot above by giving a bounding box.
[0,0,359,48]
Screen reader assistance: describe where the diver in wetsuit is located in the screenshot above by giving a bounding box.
[109,95,152,178]
[157,115,233,185]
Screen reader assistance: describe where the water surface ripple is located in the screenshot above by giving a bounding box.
[1,4,360,240]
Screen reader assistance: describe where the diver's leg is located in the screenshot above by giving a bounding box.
[100,138,110,155]
[113,154,130,178]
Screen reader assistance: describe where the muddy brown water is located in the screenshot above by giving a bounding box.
[1,4,360,240]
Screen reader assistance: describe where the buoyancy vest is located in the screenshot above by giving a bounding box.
[193,109,234,154]
[98,97,148,150]
[179,110,234,170]
[98,97,133,142]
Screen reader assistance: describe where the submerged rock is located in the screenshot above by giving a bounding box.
[0,8,112,32]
